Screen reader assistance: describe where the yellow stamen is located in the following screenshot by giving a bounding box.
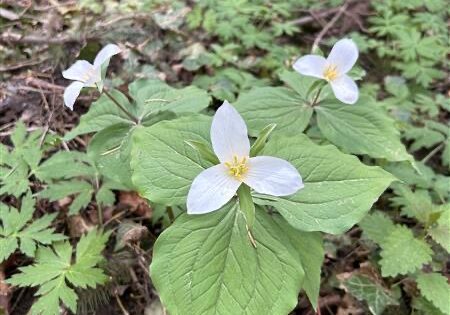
[323,65,338,81]
[224,156,249,181]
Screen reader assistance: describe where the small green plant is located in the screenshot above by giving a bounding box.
[0,193,65,262]
[7,229,110,315]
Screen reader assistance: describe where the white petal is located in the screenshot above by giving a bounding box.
[62,60,93,82]
[63,81,84,110]
[211,101,250,163]
[243,156,303,196]
[293,55,327,79]
[187,164,241,214]
[330,75,359,104]
[326,38,358,74]
[93,44,121,68]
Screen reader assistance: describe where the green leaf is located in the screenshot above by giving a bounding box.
[184,140,220,165]
[7,229,109,315]
[150,205,308,315]
[379,226,432,277]
[64,89,135,140]
[279,70,317,99]
[129,79,211,115]
[237,184,255,227]
[342,274,398,315]
[359,212,396,245]
[249,123,277,157]
[234,87,313,137]
[0,195,64,261]
[255,135,395,234]
[416,273,450,315]
[35,151,94,182]
[315,99,413,162]
[131,115,212,205]
[87,123,136,189]
[391,184,433,223]
[429,205,450,253]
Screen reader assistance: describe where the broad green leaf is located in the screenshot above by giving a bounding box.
[379,226,432,277]
[315,100,413,162]
[342,274,398,315]
[150,204,307,315]
[129,79,211,115]
[131,115,212,205]
[413,296,446,315]
[279,70,317,99]
[64,89,135,140]
[255,135,395,234]
[416,273,450,315]
[359,212,396,245]
[234,87,313,137]
[88,123,136,188]
[285,230,323,310]
[87,112,175,189]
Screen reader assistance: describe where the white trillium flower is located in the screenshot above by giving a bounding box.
[293,38,359,104]
[62,44,121,110]
[187,101,304,214]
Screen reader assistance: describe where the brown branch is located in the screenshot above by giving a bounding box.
[312,0,350,52]
[0,32,91,45]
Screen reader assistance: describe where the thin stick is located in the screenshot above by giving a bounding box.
[311,87,324,106]
[421,142,444,164]
[312,0,350,53]
[102,88,139,124]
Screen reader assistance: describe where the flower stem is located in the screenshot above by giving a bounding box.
[102,88,139,124]
[311,86,323,106]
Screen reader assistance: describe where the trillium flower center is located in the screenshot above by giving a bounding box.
[224,156,249,181]
[323,65,338,81]
[82,67,99,83]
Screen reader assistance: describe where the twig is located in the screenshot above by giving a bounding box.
[0,32,92,44]
[312,0,350,53]
[114,290,130,315]
[421,142,445,164]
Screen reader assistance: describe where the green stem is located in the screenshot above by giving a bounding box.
[311,86,323,106]
[102,88,139,124]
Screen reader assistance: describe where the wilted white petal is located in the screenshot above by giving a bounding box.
[211,101,250,163]
[330,75,359,104]
[326,38,358,74]
[63,81,84,110]
[62,60,94,82]
[243,156,303,196]
[187,164,241,214]
[93,44,121,68]
[293,55,327,79]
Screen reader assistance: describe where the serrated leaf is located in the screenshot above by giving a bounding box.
[359,212,396,245]
[429,206,450,252]
[416,273,450,315]
[343,274,398,315]
[7,229,109,315]
[0,197,64,261]
[255,135,395,234]
[315,100,413,162]
[150,204,307,315]
[131,115,212,205]
[234,87,313,137]
[35,151,94,182]
[380,226,432,277]
[391,184,433,223]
